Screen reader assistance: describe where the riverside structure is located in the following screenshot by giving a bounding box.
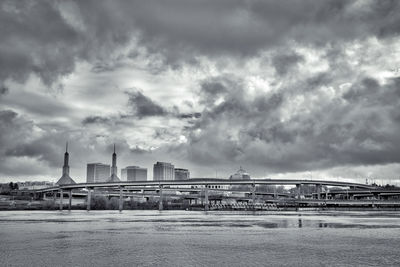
[31,144,398,212]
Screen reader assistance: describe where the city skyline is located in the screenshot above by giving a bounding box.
[1,1,400,183]
[3,143,397,185]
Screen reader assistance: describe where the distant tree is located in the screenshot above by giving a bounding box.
[9,182,14,190]
[91,195,107,210]
[108,197,119,210]
[13,183,19,190]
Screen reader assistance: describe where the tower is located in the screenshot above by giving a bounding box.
[56,142,76,185]
[108,144,120,182]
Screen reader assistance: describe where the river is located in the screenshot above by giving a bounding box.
[0,210,399,266]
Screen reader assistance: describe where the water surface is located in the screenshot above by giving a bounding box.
[1,210,399,266]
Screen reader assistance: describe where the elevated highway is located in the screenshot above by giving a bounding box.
[29,178,379,212]
[36,178,375,193]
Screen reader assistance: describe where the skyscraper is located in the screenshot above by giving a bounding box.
[153,161,174,181]
[121,166,147,181]
[86,163,110,183]
[56,142,76,185]
[174,168,190,180]
[108,144,120,182]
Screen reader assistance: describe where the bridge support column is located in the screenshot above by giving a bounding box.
[274,186,278,199]
[296,184,301,199]
[119,186,123,212]
[68,190,72,211]
[87,188,91,211]
[251,183,256,204]
[316,184,322,200]
[158,186,163,211]
[59,189,63,211]
[204,186,209,211]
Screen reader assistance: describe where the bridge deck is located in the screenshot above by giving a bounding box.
[35,178,376,193]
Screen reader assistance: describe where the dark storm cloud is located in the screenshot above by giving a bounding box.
[2,0,400,88]
[272,53,304,76]
[130,145,150,154]
[0,86,9,95]
[82,116,111,125]
[118,0,400,65]
[126,90,167,117]
[0,109,43,175]
[175,74,400,172]
[179,113,201,119]
[0,1,80,86]
[5,142,59,166]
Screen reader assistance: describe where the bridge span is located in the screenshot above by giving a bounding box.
[30,178,378,212]
[38,178,375,192]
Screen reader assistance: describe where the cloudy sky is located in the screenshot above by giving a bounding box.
[1,0,400,184]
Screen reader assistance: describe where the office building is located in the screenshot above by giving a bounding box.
[121,166,147,181]
[174,168,190,180]
[87,163,110,183]
[153,161,174,181]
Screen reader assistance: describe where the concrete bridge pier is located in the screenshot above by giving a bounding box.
[87,188,91,211]
[251,183,256,204]
[273,187,278,199]
[316,184,322,200]
[59,189,63,211]
[119,186,123,212]
[204,186,209,211]
[68,190,72,211]
[296,184,301,199]
[158,186,163,211]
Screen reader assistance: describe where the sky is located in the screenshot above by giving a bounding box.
[1,0,400,184]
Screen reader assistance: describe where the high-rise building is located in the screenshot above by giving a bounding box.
[56,142,76,185]
[87,163,110,183]
[174,168,190,180]
[108,144,120,182]
[121,166,147,181]
[153,161,174,181]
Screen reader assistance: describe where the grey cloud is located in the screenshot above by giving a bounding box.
[5,142,59,166]
[272,53,304,76]
[0,86,9,95]
[174,74,400,173]
[0,1,80,86]
[82,116,111,125]
[3,0,400,89]
[126,90,167,117]
[179,113,201,119]
[130,145,151,154]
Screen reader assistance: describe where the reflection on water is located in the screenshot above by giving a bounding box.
[1,210,400,266]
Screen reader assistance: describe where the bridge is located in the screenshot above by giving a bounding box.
[28,178,383,212]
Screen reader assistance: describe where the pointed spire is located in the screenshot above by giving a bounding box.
[66,142,68,153]
[113,143,116,153]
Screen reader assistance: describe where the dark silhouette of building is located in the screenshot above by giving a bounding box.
[56,142,76,185]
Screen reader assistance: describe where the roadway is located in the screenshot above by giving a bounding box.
[35,178,376,193]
